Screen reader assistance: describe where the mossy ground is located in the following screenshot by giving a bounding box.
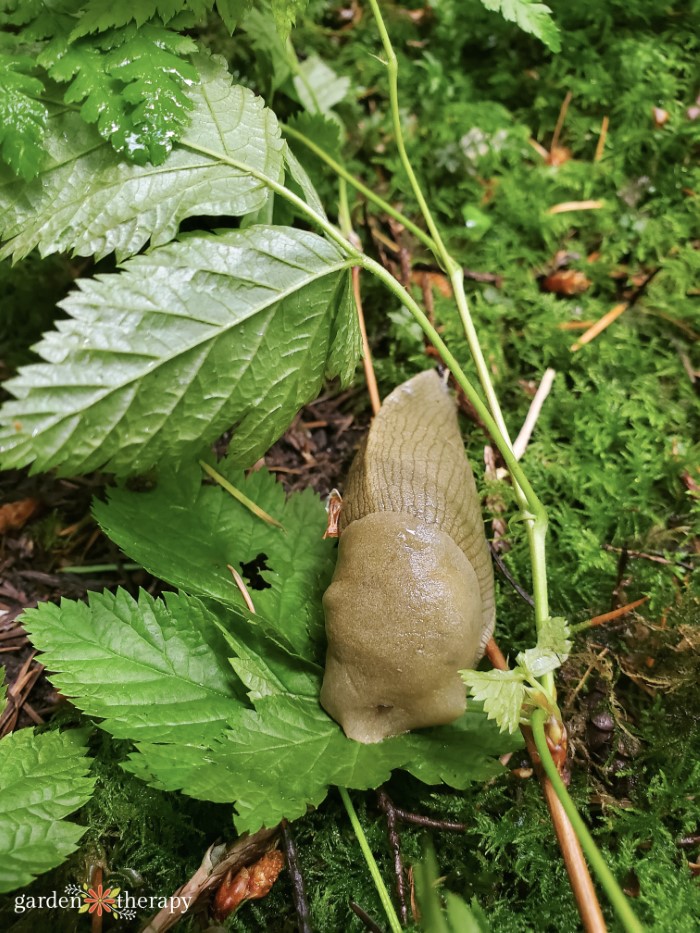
[0,1,698,930]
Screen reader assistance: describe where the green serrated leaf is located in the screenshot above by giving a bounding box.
[241,5,292,92]
[0,226,356,475]
[70,0,214,37]
[22,589,246,742]
[283,142,328,220]
[269,0,308,39]
[477,0,561,52]
[0,54,47,180]
[25,471,515,834]
[129,693,513,833]
[461,669,526,734]
[0,729,95,893]
[517,616,571,679]
[94,464,336,662]
[0,681,6,718]
[286,111,342,161]
[216,0,253,33]
[0,53,285,261]
[102,24,198,164]
[293,54,351,115]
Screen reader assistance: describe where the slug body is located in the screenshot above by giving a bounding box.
[321,370,495,744]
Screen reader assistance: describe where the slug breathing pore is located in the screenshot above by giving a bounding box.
[320,370,495,744]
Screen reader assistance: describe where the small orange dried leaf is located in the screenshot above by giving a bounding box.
[212,850,285,921]
[324,489,343,539]
[652,106,669,128]
[0,498,40,534]
[546,145,572,166]
[541,269,592,296]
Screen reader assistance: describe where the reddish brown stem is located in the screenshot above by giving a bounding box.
[485,639,608,933]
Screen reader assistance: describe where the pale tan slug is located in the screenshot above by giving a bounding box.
[320,369,495,744]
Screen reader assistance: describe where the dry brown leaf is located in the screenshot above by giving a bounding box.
[652,106,669,128]
[541,269,592,296]
[0,498,40,534]
[212,849,285,921]
[547,145,573,166]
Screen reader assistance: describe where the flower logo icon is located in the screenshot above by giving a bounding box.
[78,884,121,918]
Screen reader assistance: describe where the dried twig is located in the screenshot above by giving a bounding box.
[513,368,556,460]
[573,596,649,632]
[594,116,609,162]
[350,900,384,933]
[0,655,44,737]
[571,302,629,352]
[603,543,694,572]
[572,267,661,352]
[392,809,467,833]
[376,790,407,924]
[547,200,604,214]
[282,819,312,933]
[489,543,535,607]
[550,90,573,153]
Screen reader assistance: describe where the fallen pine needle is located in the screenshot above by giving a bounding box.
[199,460,284,530]
[227,565,256,613]
[513,368,556,460]
[594,115,609,162]
[571,596,649,633]
[557,320,596,331]
[571,302,629,351]
[547,200,605,215]
[550,90,572,153]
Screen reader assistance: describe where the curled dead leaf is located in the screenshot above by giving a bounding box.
[212,849,285,921]
[0,498,40,534]
[541,269,592,296]
[652,106,669,128]
[547,145,573,166]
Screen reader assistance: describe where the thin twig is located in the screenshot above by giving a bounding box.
[571,302,629,351]
[353,265,382,416]
[603,543,694,572]
[282,819,312,933]
[551,90,573,152]
[376,791,407,925]
[489,544,535,607]
[513,368,556,460]
[393,809,467,833]
[594,116,609,162]
[548,200,605,214]
[571,596,649,632]
[572,268,661,351]
[350,901,384,933]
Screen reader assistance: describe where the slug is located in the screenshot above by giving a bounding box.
[320,369,495,744]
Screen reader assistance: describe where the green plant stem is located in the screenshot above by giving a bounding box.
[357,253,543,509]
[531,709,644,933]
[282,122,438,253]
[182,142,549,602]
[366,0,451,262]
[365,0,552,692]
[338,787,402,933]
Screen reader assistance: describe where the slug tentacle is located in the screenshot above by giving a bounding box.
[321,370,495,744]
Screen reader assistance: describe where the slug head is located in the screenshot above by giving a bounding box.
[320,512,483,744]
